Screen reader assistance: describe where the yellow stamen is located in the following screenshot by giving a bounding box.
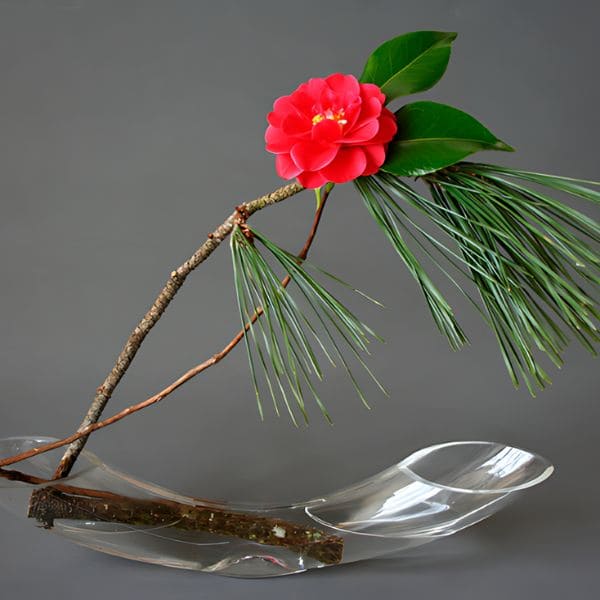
[312,108,347,127]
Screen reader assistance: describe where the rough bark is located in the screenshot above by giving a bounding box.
[28,486,343,565]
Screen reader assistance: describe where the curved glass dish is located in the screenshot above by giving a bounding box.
[0,436,553,578]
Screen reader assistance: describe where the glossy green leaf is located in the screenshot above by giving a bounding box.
[382,101,514,177]
[359,31,457,101]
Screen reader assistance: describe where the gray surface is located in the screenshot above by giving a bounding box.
[0,1,598,598]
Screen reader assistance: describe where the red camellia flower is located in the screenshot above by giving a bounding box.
[265,73,397,188]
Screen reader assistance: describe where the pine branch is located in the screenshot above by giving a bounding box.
[231,224,385,424]
[355,164,599,391]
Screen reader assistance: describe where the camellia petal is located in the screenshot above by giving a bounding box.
[320,147,368,183]
[265,125,294,153]
[293,78,328,112]
[289,90,314,116]
[318,87,338,113]
[342,98,363,131]
[312,118,343,143]
[296,170,329,189]
[344,119,380,143]
[282,113,311,136]
[275,153,302,179]
[267,111,283,127]
[325,73,360,98]
[272,95,301,119]
[362,144,387,175]
[359,82,386,104]
[291,141,338,172]
[357,96,383,122]
[370,109,398,143]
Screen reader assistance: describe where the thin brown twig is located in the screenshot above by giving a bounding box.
[0,186,331,472]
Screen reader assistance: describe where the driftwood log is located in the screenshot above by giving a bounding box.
[27,486,343,565]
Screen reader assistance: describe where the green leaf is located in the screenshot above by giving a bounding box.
[382,101,514,177]
[359,31,457,101]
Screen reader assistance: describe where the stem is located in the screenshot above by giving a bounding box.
[52,182,303,479]
[0,185,332,472]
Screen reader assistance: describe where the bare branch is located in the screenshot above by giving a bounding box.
[50,183,303,478]
[0,185,333,472]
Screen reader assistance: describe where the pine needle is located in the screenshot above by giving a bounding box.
[230,226,384,424]
[355,163,599,392]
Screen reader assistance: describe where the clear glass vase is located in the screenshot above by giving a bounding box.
[0,436,553,578]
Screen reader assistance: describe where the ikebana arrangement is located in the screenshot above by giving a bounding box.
[0,31,597,578]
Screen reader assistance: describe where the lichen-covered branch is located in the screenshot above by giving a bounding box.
[53,182,303,479]
[0,186,332,473]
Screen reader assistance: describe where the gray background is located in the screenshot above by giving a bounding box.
[0,1,598,598]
